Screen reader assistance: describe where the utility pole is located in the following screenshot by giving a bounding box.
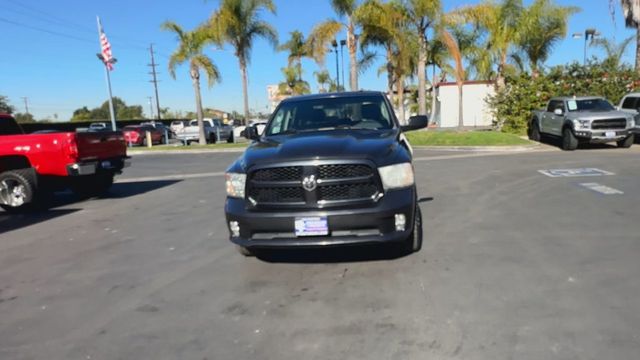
[147,96,154,119]
[21,97,30,116]
[148,44,162,120]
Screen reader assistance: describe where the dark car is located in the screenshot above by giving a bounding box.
[224,91,428,256]
[123,125,165,146]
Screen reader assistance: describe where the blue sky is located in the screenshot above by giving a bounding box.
[0,0,636,120]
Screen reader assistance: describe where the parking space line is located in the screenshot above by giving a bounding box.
[117,171,225,183]
[579,183,624,195]
[538,168,615,178]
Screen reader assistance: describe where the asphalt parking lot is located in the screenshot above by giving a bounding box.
[1,146,640,359]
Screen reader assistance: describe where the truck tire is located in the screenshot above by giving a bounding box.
[404,204,423,254]
[0,170,35,213]
[617,134,634,148]
[236,245,254,257]
[209,133,217,144]
[562,128,578,151]
[227,133,234,143]
[528,121,541,142]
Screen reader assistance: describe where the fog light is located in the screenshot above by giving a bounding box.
[229,221,240,237]
[394,214,406,232]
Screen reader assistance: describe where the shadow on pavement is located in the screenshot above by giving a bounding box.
[255,243,411,264]
[0,209,81,234]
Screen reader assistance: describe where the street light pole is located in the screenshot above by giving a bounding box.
[340,40,346,91]
[332,40,340,92]
[573,28,600,66]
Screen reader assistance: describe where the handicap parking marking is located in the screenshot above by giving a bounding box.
[538,168,615,178]
[579,182,624,195]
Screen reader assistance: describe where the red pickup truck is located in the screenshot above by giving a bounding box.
[0,114,129,212]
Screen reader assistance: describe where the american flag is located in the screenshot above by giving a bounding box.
[98,18,114,71]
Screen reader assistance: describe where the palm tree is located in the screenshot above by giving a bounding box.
[441,29,465,129]
[591,36,635,68]
[162,21,221,145]
[278,30,309,81]
[314,70,331,92]
[278,66,311,95]
[308,0,361,91]
[455,0,524,88]
[518,0,579,77]
[404,0,442,116]
[613,0,640,71]
[209,0,278,123]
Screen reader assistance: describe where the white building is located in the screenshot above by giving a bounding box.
[432,81,495,128]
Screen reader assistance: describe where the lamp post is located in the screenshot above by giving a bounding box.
[331,40,340,92]
[572,28,600,65]
[339,39,346,90]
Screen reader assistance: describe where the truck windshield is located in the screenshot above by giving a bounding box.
[266,96,394,135]
[0,117,24,135]
[567,99,615,112]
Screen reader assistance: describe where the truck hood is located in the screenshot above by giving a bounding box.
[241,129,400,169]
[566,110,631,120]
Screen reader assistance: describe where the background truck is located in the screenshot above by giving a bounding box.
[0,114,128,212]
[175,118,233,144]
[529,96,635,150]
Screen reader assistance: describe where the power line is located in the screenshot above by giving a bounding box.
[0,17,95,43]
[21,97,29,115]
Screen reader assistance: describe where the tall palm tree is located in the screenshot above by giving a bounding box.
[591,36,635,68]
[455,0,524,88]
[441,29,465,129]
[278,30,309,81]
[614,0,640,71]
[314,70,332,92]
[278,66,311,95]
[209,0,278,123]
[162,21,221,145]
[404,0,442,116]
[308,0,361,91]
[518,0,578,77]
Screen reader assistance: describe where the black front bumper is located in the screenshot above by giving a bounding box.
[225,187,416,249]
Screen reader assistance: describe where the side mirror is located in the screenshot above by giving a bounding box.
[401,115,429,132]
[244,125,258,140]
[554,108,564,116]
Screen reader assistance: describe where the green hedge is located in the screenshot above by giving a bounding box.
[488,61,640,135]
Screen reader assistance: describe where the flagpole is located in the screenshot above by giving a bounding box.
[96,16,117,131]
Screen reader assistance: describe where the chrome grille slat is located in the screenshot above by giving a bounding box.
[591,119,627,130]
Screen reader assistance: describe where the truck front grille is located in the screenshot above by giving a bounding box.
[591,119,627,130]
[247,163,382,208]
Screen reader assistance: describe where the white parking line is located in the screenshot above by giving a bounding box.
[579,183,624,195]
[538,168,615,178]
[116,171,225,183]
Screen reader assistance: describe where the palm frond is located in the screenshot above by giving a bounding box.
[192,54,221,88]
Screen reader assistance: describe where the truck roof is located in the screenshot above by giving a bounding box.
[0,113,13,119]
[280,91,386,104]
[551,96,605,101]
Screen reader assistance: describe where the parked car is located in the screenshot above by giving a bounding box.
[141,121,170,139]
[122,125,165,146]
[170,120,187,135]
[175,118,233,144]
[232,124,247,142]
[617,93,640,136]
[224,91,429,256]
[529,96,635,150]
[89,122,109,131]
[0,114,128,212]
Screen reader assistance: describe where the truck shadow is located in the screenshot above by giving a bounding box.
[254,244,412,264]
[0,209,81,234]
[540,136,623,150]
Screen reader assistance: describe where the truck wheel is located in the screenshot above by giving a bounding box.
[528,122,541,142]
[404,204,423,254]
[0,170,35,213]
[617,134,634,148]
[562,128,578,151]
[209,134,217,144]
[236,245,254,257]
[227,133,234,143]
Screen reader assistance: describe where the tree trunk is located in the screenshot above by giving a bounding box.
[457,83,464,129]
[636,25,640,72]
[396,76,405,125]
[386,47,394,97]
[496,52,507,89]
[418,34,427,115]
[191,66,206,146]
[239,56,250,125]
[347,17,358,91]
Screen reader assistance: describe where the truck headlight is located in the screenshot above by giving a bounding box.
[629,118,636,128]
[225,173,246,198]
[378,163,414,190]
[573,119,590,129]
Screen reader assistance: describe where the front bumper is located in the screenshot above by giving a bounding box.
[574,129,631,142]
[224,187,416,249]
[66,157,129,176]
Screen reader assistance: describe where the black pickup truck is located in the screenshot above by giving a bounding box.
[224,91,428,256]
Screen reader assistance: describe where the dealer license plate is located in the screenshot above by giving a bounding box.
[294,217,328,237]
[605,131,616,138]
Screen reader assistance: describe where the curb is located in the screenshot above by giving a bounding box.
[127,147,247,155]
[412,144,544,152]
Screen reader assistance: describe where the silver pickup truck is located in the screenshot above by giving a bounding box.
[175,118,233,144]
[529,96,635,150]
